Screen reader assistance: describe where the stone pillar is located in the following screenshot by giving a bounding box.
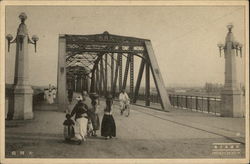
[6,87,14,120]
[57,35,67,111]
[220,25,243,117]
[12,13,35,120]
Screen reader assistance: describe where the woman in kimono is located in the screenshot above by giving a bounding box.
[101,95,116,140]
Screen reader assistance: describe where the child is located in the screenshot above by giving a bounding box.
[63,114,75,141]
[101,95,116,140]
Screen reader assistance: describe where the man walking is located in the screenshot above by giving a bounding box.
[119,89,130,116]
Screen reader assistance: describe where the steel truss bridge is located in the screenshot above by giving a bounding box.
[57,31,171,111]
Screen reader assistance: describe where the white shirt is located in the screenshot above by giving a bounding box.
[52,89,57,98]
[119,92,129,102]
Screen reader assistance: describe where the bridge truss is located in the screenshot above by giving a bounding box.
[57,31,171,111]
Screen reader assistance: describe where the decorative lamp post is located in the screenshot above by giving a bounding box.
[217,24,243,117]
[6,12,39,120]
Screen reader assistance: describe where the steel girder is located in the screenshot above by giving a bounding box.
[59,32,170,111]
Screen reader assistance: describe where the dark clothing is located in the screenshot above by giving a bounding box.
[104,106,112,113]
[101,114,116,137]
[68,89,73,102]
[63,119,75,126]
[101,107,116,137]
[70,101,88,121]
[63,119,75,140]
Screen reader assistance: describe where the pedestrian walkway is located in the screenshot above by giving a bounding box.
[5,99,245,158]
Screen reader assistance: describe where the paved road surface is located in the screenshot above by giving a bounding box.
[5,98,245,158]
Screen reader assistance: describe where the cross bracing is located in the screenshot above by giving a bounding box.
[57,32,171,111]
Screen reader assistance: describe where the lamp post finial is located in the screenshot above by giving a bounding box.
[19,12,27,23]
[227,23,233,32]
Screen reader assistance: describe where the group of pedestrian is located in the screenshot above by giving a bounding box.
[63,91,116,144]
[44,85,57,104]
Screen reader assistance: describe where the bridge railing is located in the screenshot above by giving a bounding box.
[136,93,222,115]
[168,94,222,115]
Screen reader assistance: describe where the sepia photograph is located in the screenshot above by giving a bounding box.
[0,1,249,164]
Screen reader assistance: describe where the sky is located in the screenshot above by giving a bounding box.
[5,5,246,88]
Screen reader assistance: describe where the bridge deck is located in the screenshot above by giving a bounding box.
[5,97,245,158]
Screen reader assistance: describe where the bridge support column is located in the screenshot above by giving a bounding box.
[130,55,134,102]
[112,55,119,97]
[111,54,114,94]
[83,76,88,93]
[99,57,103,95]
[145,61,150,106]
[72,78,74,91]
[144,41,171,111]
[14,29,33,119]
[133,59,145,103]
[57,35,67,111]
[81,76,84,92]
[122,54,130,90]
[96,65,99,94]
[119,54,123,92]
[13,32,34,120]
[218,25,243,117]
[104,54,108,95]
[6,13,39,119]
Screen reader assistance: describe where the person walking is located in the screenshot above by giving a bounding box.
[101,95,116,140]
[119,89,130,116]
[89,99,100,136]
[47,88,54,104]
[70,95,88,144]
[82,91,93,135]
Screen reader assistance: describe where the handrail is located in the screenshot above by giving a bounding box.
[168,94,221,115]
[135,93,222,116]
